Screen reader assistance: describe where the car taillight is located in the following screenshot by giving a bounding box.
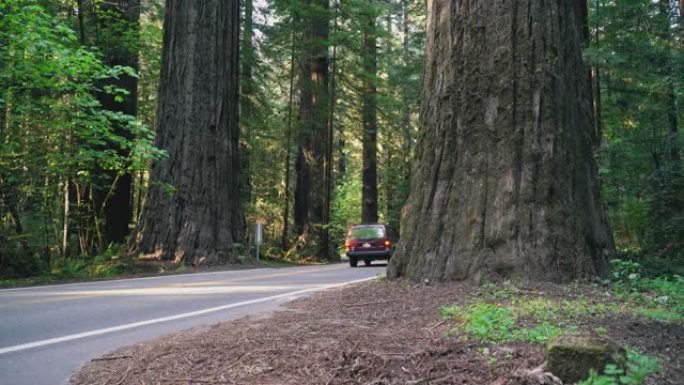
[344,240,350,251]
[384,240,391,249]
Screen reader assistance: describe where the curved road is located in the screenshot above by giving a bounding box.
[0,263,385,385]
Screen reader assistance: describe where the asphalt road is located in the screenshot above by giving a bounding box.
[0,263,386,385]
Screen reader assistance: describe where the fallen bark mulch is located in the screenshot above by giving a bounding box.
[71,279,683,385]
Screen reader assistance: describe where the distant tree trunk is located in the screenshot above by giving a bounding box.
[131,0,243,265]
[293,0,330,259]
[401,0,412,172]
[361,4,378,224]
[76,0,86,44]
[323,0,339,254]
[240,0,255,206]
[591,0,602,145]
[336,0,346,179]
[388,0,613,283]
[282,23,297,250]
[658,0,680,165]
[92,0,139,245]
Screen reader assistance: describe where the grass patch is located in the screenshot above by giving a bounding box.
[440,272,683,346]
[440,300,565,344]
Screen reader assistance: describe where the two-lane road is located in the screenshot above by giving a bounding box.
[0,263,385,385]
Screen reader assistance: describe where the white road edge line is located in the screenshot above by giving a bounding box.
[0,276,376,355]
[0,264,347,293]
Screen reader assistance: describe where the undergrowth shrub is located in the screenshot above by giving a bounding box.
[578,350,660,385]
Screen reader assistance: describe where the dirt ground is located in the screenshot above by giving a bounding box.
[71,279,683,385]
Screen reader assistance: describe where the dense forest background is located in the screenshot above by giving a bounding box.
[0,0,681,280]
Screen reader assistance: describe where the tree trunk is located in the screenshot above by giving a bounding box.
[659,0,680,165]
[282,22,297,250]
[293,0,330,259]
[131,0,243,265]
[401,0,412,172]
[240,0,255,206]
[361,4,378,224]
[323,0,339,256]
[388,0,613,283]
[93,0,139,245]
[591,0,602,146]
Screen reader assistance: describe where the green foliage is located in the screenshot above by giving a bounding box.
[447,303,517,343]
[608,259,684,321]
[0,0,162,278]
[439,302,561,344]
[589,0,684,273]
[440,275,683,345]
[579,350,660,385]
[331,174,363,247]
[611,259,643,282]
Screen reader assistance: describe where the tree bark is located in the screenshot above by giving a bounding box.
[361,3,378,224]
[388,0,613,283]
[131,0,243,265]
[293,0,330,259]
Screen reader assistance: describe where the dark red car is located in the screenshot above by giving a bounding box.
[344,224,395,267]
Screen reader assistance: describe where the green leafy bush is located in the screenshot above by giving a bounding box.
[578,350,660,385]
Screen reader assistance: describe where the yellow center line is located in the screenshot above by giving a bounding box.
[165,264,346,287]
[0,264,347,308]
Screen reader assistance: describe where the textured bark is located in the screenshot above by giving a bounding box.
[93,0,139,244]
[388,0,613,283]
[361,6,378,224]
[293,0,330,259]
[131,0,243,265]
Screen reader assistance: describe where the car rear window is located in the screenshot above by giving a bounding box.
[349,226,385,240]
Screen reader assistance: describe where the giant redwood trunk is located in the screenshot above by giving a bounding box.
[131,0,243,265]
[293,0,330,259]
[388,0,613,283]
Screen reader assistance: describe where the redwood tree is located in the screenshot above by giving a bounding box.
[388,0,613,283]
[131,0,243,265]
[293,0,330,259]
[93,0,140,245]
[361,2,379,224]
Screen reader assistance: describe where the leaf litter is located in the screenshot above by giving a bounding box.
[71,279,683,385]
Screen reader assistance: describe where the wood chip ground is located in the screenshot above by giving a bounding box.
[71,279,683,385]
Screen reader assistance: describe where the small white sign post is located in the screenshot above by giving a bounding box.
[254,222,263,262]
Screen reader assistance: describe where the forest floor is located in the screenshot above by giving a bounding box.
[71,277,683,385]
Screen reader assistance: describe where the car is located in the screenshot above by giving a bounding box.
[344,224,396,267]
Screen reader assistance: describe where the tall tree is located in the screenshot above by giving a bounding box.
[92,0,140,245]
[400,0,413,170]
[240,0,255,206]
[388,0,613,282]
[131,0,243,265]
[360,1,378,224]
[293,0,331,259]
